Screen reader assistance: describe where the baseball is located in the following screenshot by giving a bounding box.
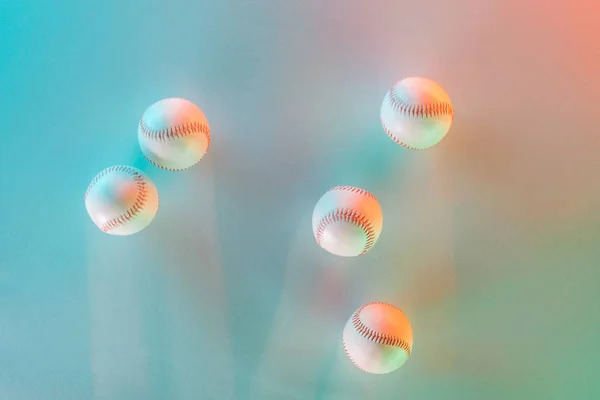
[312,186,383,257]
[138,98,211,171]
[84,165,159,235]
[380,77,454,149]
[343,302,413,375]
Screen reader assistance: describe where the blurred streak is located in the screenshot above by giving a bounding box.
[322,145,458,397]
[245,99,410,399]
[87,152,234,399]
[210,146,317,398]
[249,139,459,398]
[86,228,153,399]
[134,154,235,399]
[249,212,354,400]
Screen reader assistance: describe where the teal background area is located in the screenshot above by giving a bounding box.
[1,0,600,399]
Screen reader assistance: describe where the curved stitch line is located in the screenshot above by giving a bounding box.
[85,166,148,233]
[380,117,424,150]
[389,85,453,119]
[353,302,412,355]
[141,152,198,172]
[328,186,376,200]
[343,339,373,374]
[315,208,376,256]
[139,120,211,151]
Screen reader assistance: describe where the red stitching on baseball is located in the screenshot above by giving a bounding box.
[315,208,376,256]
[343,340,373,373]
[352,302,412,354]
[139,120,211,151]
[388,85,453,118]
[380,117,423,150]
[141,153,190,172]
[328,186,377,200]
[85,166,149,233]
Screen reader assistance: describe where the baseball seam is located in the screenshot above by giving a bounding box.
[328,185,376,200]
[388,85,453,118]
[379,118,426,150]
[343,340,373,374]
[315,208,376,256]
[380,117,423,150]
[85,166,148,233]
[139,120,211,149]
[353,302,412,354]
[141,153,188,172]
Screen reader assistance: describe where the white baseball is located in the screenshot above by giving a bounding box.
[84,166,159,235]
[138,98,211,171]
[343,302,413,375]
[312,186,383,257]
[380,77,454,149]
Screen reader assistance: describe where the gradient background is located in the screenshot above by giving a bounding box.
[1,0,599,399]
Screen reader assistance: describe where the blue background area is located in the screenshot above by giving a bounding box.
[1,0,600,399]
